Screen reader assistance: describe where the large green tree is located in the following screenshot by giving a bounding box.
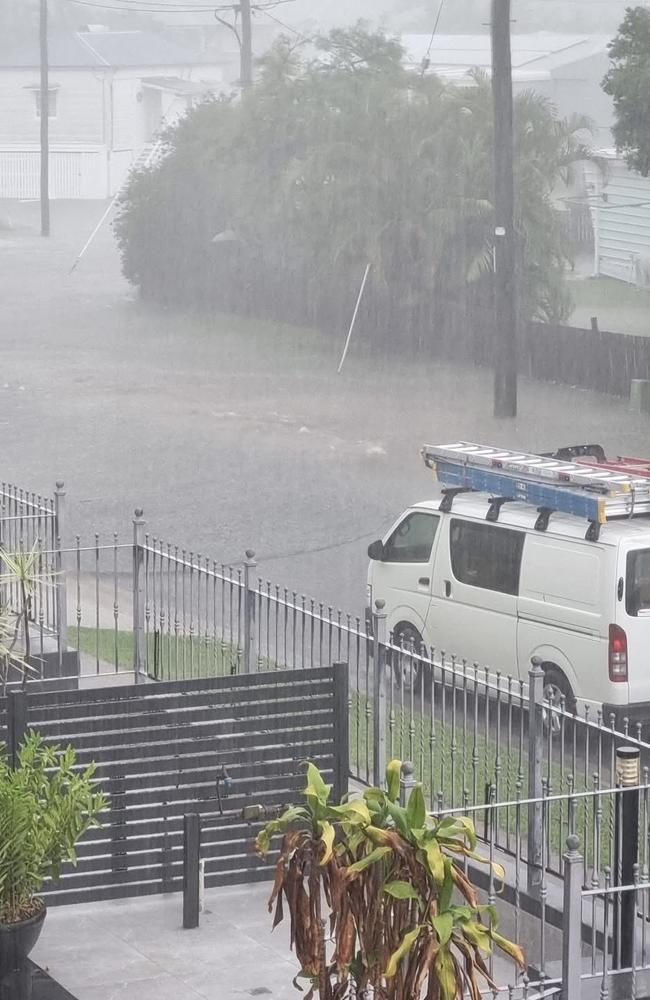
[115,25,589,348]
[603,6,650,176]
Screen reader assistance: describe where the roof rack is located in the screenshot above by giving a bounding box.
[421,442,650,537]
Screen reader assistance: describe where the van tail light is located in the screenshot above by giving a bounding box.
[609,624,628,682]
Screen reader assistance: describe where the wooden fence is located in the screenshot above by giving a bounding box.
[0,664,348,905]
[432,314,650,399]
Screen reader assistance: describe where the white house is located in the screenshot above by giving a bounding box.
[0,28,225,199]
[584,152,650,289]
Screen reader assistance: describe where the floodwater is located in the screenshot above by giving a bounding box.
[1,199,649,616]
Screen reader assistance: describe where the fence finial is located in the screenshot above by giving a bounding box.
[400,761,416,807]
[566,833,580,854]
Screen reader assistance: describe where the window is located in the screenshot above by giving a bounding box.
[35,89,57,119]
[450,519,524,595]
[626,549,650,616]
[383,512,439,563]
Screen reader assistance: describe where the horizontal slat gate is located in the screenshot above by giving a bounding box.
[0,666,346,905]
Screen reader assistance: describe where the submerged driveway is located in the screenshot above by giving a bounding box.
[2,199,649,618]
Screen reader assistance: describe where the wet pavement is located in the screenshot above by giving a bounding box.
[30,884,311,1000]
[29,881,526,1000]
[2,199,650,618]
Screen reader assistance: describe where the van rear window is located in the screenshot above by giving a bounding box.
[626,549,650,616]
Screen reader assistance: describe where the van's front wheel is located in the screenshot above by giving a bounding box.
[391,624,424,689]
[542,665,576,730]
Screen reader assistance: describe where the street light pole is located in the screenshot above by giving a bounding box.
[491,0,516,417]
[39,0,50,237]
[240,0,253,89]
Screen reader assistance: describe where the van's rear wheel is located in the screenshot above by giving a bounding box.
[392,624,424,689]
[542,665,576,731]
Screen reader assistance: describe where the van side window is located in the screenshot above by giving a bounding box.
[626,548,650,616]
[450,519,524,595]
[383,513,440,563]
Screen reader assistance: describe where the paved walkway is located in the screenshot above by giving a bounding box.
[30,880,543,1000]
[31,883,297,1000]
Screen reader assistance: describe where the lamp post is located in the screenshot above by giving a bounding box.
[613,745,640,969]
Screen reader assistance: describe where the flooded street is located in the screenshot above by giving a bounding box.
[2,199,649,616]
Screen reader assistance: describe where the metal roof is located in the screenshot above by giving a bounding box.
[0,30,207,69]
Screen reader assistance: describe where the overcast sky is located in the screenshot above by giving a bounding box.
[286,0,633,36]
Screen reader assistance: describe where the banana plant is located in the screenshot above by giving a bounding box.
[256,761,524,1000]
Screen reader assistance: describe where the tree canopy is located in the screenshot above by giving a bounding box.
[603,6,650,177]
[115,25,589,350]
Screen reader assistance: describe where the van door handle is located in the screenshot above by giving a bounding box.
[418,577,430,587]
[444,579,452,597]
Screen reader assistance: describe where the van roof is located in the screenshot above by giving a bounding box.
[412,494,650,546]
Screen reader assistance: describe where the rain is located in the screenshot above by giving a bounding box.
[3,2,650,996]
[1,0,649,615]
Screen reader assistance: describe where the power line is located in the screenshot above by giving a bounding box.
[255,5,308,39]
[67,0,295,13]
[423,0,445,67]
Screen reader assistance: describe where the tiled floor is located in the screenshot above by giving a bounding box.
[31,884,297,1000]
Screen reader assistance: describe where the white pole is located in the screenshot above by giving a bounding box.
[337,262,371,374]
[68,192,121,273]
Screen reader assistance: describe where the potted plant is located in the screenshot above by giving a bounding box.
[0,731,107,975]
[256,760,524,999]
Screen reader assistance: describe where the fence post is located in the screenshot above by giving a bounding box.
[7,688,27,768]
[400,760,416,807]
[183,812,201,929]
[53,481,68,655]
[613,746,641,969]
[562,834,583,1000]
[372,599,387,787]
[332,661,349,804]
[132,509,146,682]
[528,655,544,897]
[243,549,257,673]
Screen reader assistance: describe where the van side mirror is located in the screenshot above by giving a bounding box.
[367,540,385,561]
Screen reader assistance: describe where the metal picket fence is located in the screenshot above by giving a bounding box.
[6,483,650,997]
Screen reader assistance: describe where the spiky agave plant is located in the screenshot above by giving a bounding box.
[256,761,524,1000]
[0,542,53,690]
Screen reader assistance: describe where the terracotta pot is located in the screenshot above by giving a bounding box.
[0,905,46,975]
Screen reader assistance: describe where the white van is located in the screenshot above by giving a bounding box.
[366,492,650,721]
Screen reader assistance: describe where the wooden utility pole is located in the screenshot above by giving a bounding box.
[240,0,253,89]
[491,0,516,417]
[39,0,50,237]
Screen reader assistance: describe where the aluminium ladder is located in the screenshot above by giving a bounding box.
[421,441,650,528]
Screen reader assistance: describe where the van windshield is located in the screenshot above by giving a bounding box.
[626,549,650,616]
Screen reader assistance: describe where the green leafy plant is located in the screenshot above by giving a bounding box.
[0,732,107,924]
[0,543,55,691]
[603,6,650,176]
[256,760,524,1000]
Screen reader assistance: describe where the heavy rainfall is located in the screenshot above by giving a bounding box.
[2,0,649,616]
[3,1,650,997]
